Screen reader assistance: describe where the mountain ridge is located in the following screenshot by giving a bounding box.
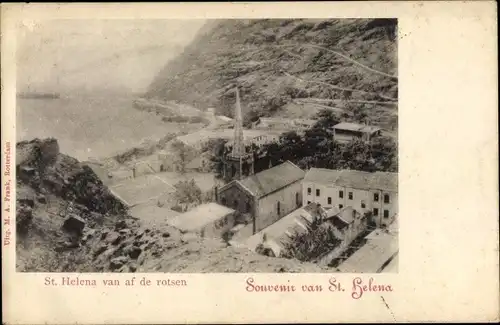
[146,19,398,129]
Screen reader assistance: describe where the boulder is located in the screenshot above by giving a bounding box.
[104,231,121,245]
[129,263,137,273]
[128,246,142,259]
[93,244,108,258]
[110,256,128,270]
[119,228,131,236]
[137,252,146,266]
[36,194,47,204]
[114,220,127,230]
[62,215,86,235]
[16,205,33,234]
[100,229,110,240]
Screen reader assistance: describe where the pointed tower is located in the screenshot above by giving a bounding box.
[223,87,254,181]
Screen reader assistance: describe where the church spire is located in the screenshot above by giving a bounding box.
[232,87,245,158]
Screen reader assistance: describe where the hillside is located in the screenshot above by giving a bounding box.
[16,138,329,273]
[146,19,398,129]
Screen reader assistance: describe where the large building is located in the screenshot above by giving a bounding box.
[217,161,306,234]
[302,168,398,227]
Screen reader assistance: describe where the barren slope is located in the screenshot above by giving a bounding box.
[146,19,398,129]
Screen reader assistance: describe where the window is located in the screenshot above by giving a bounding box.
[339,190,344,198]
[246,202,251,212]
[384,210,390,218]
[296,192,300,207]
[339,204,343,209]
[221,198,227,205]
[361,202,366,208]
[307,187,311,195]
[307,201,311,204]
[316,189,320,196]
[373,208,379,216]
[384,194,390,204]
[374,193,379,202]
[327,197,332,205]
[233,200,238,209]
[277,202,281,215]
[348,192,353,200]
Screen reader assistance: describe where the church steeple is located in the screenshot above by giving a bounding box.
[232,87,245,158]
[223,86,255,181]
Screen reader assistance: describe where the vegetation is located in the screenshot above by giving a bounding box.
[280,216,341,262]
[170,140,192,174]
[172,179,203,211]
[207,109,398,176]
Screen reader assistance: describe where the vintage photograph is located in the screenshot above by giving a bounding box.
[16,18,398,273]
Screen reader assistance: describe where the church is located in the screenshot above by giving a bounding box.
[217,160,305,235]
[216,87,306,235]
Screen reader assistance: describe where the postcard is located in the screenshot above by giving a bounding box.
[1,2,498,324]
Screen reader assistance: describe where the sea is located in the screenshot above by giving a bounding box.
[16,94,178,162]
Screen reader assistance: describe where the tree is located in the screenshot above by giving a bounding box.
[173,179,202,208]
[313,108,340,130]
[281,217,341,262]
[170,140,190,174]
[205,138,228,177]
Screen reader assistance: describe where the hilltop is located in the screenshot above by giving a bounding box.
[16,138,329,273]
[146,19,398,129]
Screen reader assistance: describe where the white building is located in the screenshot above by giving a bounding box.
[176,129,280,151]
[167,203,236,239]
[252,117,316,131]
[302,168,398,227]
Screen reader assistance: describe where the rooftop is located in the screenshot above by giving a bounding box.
[334,122,382,134]
[304,168,398,192]
[226,161,305,198]
[327,206,357,225]
[167,202,235,232]
[244,203,324,256]
[337,231,398,273]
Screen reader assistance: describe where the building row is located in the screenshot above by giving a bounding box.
[164,161,398,268]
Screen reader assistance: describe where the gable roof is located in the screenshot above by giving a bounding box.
[337,231,398,273]
[243,202,323,256]
[220,161,305,199]
[304,168,397,192]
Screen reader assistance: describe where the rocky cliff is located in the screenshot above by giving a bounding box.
[16,138,329,273]
[145,19,398,129]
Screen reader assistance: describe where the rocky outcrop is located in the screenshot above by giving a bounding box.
[17,138,127,215]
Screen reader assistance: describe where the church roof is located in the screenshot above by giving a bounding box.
[222,161,305,199]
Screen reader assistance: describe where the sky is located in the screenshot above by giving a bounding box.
[16,19,206,94]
